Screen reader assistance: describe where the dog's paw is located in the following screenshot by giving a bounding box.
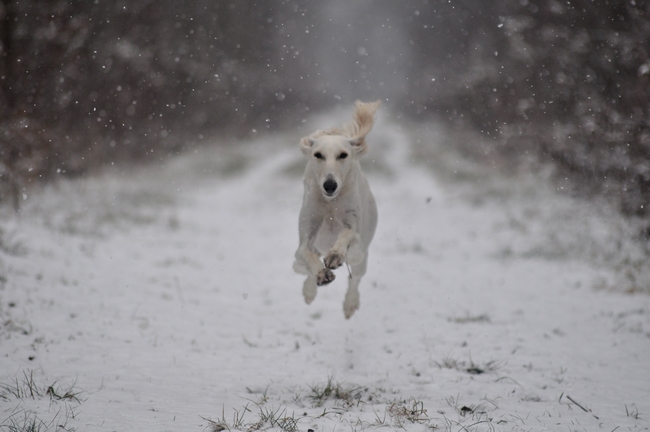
[324,252,345,270]
[316,268,335,286]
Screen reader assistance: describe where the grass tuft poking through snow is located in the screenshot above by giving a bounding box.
[386,398,429,427]
[202,403,299,432]
[201,378,516,432]
[0,371,82,432]
[433,355,501,376]
[306,377,363,409]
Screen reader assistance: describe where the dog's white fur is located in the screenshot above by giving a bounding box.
[293,100,380,319]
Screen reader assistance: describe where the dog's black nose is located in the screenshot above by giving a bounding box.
[323,179,338,195]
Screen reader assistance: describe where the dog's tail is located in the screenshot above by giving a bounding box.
[342,100,381,145]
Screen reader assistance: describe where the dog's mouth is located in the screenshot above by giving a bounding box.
[323,179,338,197]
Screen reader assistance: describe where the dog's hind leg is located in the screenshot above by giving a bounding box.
[345,236,365,267]
[343,276,361,319]
[343,255,368,319]
[303,275,318,304]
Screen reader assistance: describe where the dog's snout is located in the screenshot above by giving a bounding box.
[323,179,338,196]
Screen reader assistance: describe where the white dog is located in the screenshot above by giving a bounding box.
[293,100,380,319]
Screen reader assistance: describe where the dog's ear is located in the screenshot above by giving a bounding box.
[299,129,326,156]
[299,136,315,156]
[349,137,368,156]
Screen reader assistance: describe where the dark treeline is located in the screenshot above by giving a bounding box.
[0,0,314,208]
[407,0,650,217]
[1,0,648,217]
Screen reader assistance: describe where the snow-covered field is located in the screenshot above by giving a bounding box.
[1,111,649,432]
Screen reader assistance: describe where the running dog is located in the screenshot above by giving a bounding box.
[293,100,380,319]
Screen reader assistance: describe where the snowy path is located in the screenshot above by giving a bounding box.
[1,114,649,432]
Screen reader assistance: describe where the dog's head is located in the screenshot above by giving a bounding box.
[299,101,380,199]
[300,134,364,199]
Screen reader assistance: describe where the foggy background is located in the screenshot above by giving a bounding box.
[1,0,649,218]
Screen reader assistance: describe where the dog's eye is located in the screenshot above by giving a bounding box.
[338,153,348,160]
[314,152,324,160]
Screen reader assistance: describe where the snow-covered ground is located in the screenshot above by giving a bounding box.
[1,110,649,432]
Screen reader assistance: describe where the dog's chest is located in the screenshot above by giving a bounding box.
[313,215,344,255]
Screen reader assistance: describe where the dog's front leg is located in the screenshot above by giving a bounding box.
[324,228,359,270]
[295,207,336,286]
[294,243,335,285]
[295,244,334,304]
